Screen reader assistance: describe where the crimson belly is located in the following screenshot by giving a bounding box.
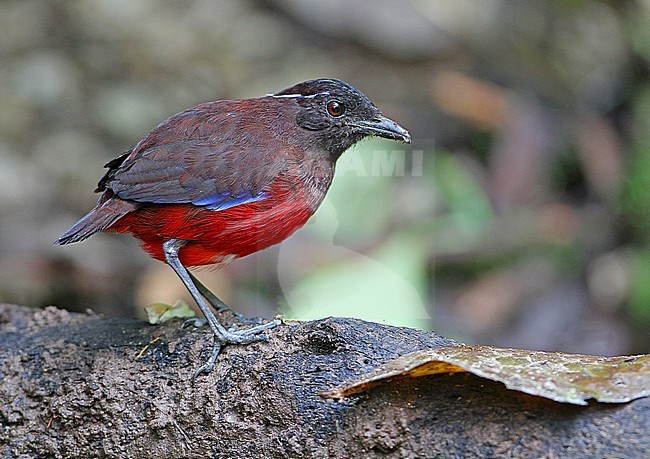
[107,196,317,267]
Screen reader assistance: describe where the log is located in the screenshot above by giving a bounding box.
[0,304,647,458]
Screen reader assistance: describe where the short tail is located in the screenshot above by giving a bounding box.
[55,197,138,245]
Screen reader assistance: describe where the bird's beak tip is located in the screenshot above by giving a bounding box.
[380,118,411,144]
[352,116,412,144]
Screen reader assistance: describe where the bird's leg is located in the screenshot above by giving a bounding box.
[163,239,280,377]
[188,272,264,326]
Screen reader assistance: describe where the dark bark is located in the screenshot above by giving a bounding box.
[0,304,648,458]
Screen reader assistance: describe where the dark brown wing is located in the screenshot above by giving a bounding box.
[99,100,291,210]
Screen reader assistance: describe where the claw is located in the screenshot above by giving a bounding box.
[181,317,207,330]
[191,341,221,384]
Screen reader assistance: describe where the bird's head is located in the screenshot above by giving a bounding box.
[269,79,410,160]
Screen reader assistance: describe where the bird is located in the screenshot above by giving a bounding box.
[55,78,411,376]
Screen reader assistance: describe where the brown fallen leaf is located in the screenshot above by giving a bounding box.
[320,345,650,405]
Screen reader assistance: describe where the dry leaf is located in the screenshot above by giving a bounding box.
[144,300,195,324]
[321,345,650,405]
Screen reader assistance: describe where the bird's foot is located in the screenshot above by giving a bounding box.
[164,246,282,380]
[190,318,281,381]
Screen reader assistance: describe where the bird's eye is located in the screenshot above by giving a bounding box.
[326,100,345,117]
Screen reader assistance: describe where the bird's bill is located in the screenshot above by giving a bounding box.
[350,116,411,143]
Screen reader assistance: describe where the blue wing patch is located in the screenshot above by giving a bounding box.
[192,191,269,211]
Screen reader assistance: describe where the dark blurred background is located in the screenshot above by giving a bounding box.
[1,0,649,355]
